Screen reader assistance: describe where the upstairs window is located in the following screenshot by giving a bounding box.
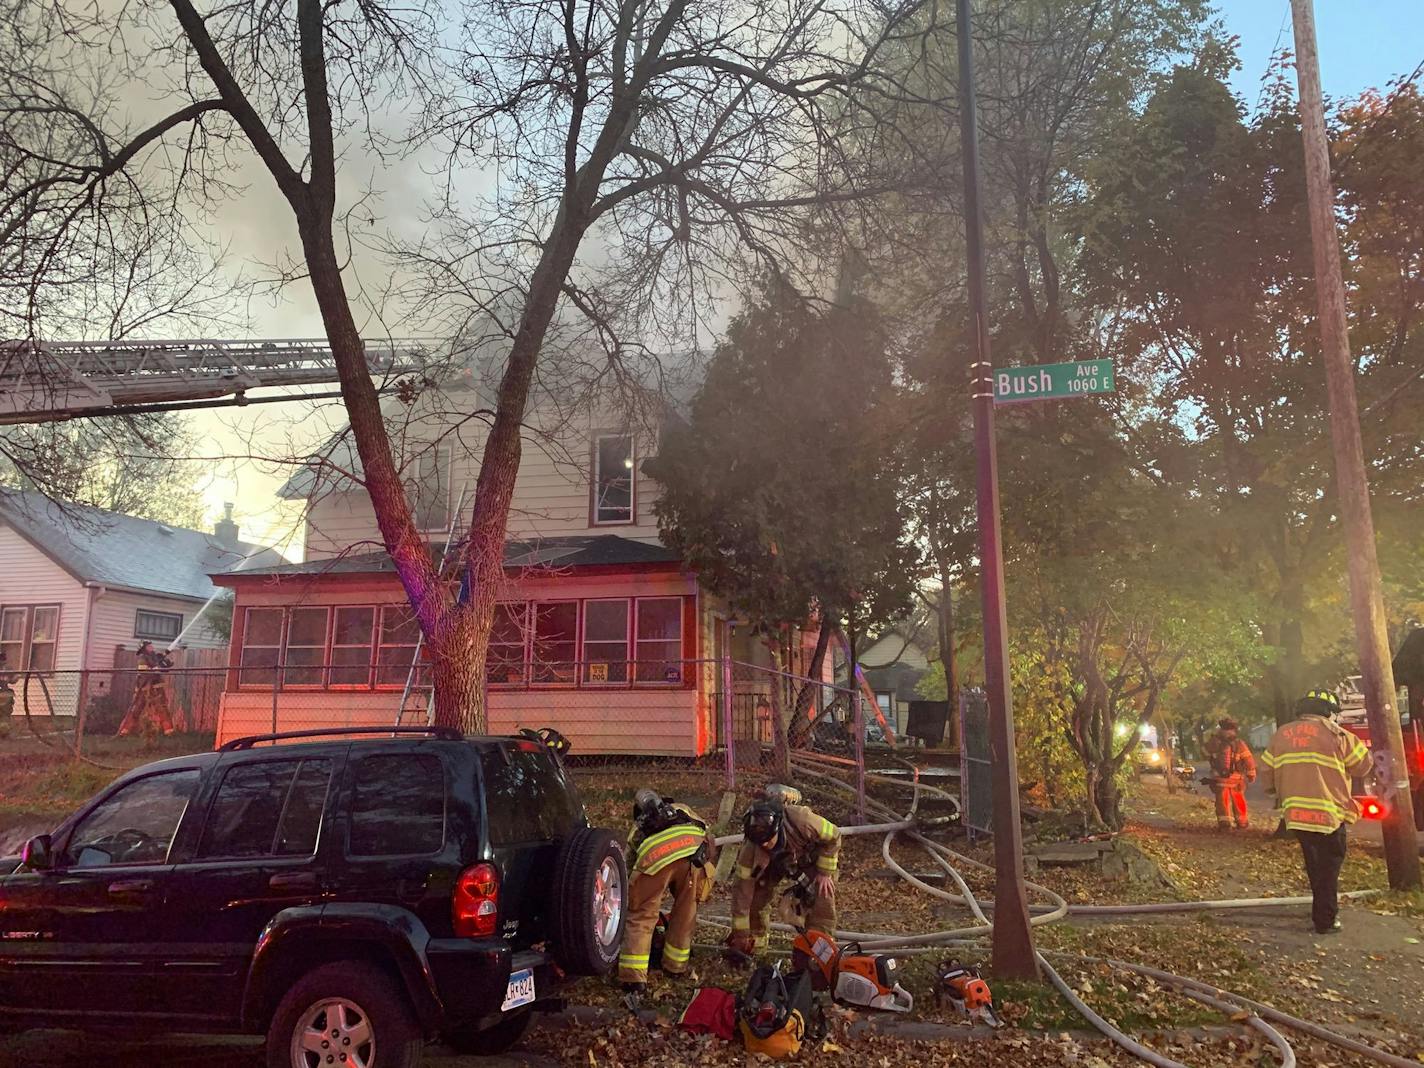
[592,433,635,524]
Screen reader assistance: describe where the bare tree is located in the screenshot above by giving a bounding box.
[2,0,941,729]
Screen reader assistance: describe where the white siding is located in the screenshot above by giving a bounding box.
[0,524,91,718]
[303,411,663,560]
[859,633,932,671]
[88,589,225,671]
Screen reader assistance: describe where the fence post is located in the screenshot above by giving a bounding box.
[852,689,866,824]
[722,655,735,790]
[271,667,279,735]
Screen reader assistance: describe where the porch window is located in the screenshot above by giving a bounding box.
[583,599,629,683]
[239,608,283,686]
[284,608,329,687]
[376,605,423,687]
[635,598,683,683]
[592,434,635,524]
[0,604,59,672]
[532,601,578,683]
[330,607,376,687]
[490,603,528,684]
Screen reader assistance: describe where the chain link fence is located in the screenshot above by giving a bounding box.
[0,656,928,822]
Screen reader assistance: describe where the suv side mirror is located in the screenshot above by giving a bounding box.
[22,834,53,871]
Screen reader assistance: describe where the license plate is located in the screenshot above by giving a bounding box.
[502,968,536,1012]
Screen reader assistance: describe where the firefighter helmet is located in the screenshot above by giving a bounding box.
[632,787,663,828]
[743,799,784,846]
[1297,689,1342,719]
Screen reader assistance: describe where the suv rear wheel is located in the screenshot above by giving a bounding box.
[267,961,422,1068]
[550,827,626,976]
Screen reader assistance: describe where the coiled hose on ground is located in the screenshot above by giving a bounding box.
[700,753,1403,1068]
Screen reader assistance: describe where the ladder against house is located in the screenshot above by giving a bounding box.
[0,337,435,422]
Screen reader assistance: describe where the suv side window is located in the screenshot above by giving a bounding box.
[481,746,581,845]
[348,753,445,856]
[66,769,201,868]
[198,758,333,860]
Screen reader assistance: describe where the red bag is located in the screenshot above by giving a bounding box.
[678,987,738,1041]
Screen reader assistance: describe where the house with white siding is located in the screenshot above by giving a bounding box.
[0,491,282,718]
[211,386,824,755]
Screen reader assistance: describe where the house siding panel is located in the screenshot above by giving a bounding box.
[213,569,707,754]
[0,523,90,718]
[303,418,662,559]
[87,590,224,672]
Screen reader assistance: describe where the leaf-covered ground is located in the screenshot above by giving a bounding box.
[564,769,1424,1064]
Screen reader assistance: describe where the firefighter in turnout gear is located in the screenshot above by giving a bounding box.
[1260,689,1371,934]
[726,792,841,960]
[619,788,717,998]
[1205,718,1257,830]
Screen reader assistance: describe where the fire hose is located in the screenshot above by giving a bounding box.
[700,755,1405,1068]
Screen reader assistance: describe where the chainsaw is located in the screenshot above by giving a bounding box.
[934,959,1002,1027]
[791,929,913,1013]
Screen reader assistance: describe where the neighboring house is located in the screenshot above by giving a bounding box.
[858,627,937,736]
[211,388,822,754]
[0,492,283,718]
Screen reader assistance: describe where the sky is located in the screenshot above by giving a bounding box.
[183,0,1424,555]
[1223,0,1421,104]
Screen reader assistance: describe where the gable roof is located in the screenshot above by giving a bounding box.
[0,490,285,602]
[215,534,680,584]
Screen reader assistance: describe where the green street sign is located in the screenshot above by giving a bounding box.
[993,360,1115,404]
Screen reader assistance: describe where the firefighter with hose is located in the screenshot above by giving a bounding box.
[726,787,841,961]
[1260,689,1371,935]
[618,788,717,1004]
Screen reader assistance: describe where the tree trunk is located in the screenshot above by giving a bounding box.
[792,617,834,729]
[935,556,959,749]
[427,610,485,731]
[769,636,790,777]
[1094,773,1124,832]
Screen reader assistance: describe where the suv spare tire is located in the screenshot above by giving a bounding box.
[550,827,626,976]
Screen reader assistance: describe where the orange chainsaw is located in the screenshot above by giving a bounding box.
[791,930,913,1013]
[934,959,1002,1027]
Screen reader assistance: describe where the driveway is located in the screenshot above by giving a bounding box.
[0,1031,557,1067]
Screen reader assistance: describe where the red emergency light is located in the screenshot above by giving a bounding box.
[1356,796,1386,820]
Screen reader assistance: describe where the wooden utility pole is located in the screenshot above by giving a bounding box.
[1291,0,1421,888]
[954,0,1039,977]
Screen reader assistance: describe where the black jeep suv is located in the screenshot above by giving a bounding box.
[0,726,627,1067]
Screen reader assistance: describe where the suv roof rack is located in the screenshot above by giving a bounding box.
[221,725,465,751]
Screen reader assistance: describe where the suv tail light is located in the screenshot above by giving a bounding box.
[453,863,500,938]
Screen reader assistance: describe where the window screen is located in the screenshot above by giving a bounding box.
[582,600,628,684]
[349,754,445,856]
[635,598,682,682]
[593,435,634,523]
[135,610,183,643]
[532,601,577,683]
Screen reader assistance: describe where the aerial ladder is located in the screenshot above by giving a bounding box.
[0,337,437,423]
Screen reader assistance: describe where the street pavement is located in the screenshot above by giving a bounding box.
[0,1030,557,1067]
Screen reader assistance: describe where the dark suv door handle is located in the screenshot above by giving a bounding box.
[107,878,156,900]
[268,871,320,894]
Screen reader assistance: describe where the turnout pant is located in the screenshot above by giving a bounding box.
[1295,825,1348,932]
[619,857,705,983]
[746,875,837,951]
[1213,781,1248,827]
